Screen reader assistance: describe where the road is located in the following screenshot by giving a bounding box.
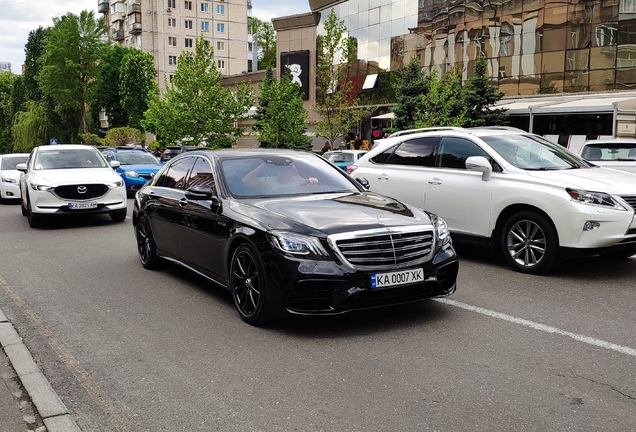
[0,199,635,431]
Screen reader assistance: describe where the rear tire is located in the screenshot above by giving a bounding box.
[110,208,127,222]
[136,215,160,269]
[230,244,272,326]
[501,211,559,274]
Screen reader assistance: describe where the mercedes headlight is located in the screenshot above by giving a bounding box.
[428,213,450,245]
[268,231,330,259]
[108,180,124,188]
[566,188,626,210]
[124,171,139,178]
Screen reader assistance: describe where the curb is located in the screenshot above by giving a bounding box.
[0,308,81,432]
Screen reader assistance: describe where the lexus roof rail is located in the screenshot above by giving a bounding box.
[467,126,526,132]
[388,127,468,137]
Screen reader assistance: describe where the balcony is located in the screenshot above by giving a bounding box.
[129,22,142,34]
[110,12,125,23]
[128,3,141,14]
[112,29,125,41]
[98,1,109,14]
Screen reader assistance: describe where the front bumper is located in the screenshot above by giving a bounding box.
[30,187,127,215]
[263,244,458,316]
[0,181,21,199]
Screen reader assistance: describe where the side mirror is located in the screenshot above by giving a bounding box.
[16,163,27,173]
[355,177,370,189]
[465,156,493,181]
[185,184,214,201]
[110,160,121,168]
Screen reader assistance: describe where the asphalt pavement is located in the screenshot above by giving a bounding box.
[0,306,80,432]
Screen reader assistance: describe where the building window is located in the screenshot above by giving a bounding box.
[217,23,225,33]
[216,4,225,14]
[169,74,174,83]
[217,41,225,51]
[168,36,177,47]
[248,42,253,53]
[201,2,209,12]
[201,21,209,31]
[185,38,193,48]
[169,55,177,66]
[217,60,225,69]
[184,1,192,10]
[168,0,176,8]
[168,18,176,28]
[247,59,253,72]
[248,19,252,35]
[185,20,192,30]
[621,0,636,13]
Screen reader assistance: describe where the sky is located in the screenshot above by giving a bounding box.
[0,0,310,74]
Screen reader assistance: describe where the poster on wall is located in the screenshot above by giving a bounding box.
[280,50,310,100]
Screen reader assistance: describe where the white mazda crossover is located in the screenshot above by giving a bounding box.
[0,153,29,202]
[17,144,127,228]
[351,127,636,274]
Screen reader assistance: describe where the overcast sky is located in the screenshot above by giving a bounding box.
[0,0,310,74]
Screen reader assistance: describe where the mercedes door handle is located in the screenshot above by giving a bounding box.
[179,198,188,207]
[428,178,442,186]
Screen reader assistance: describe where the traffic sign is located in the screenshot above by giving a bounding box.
[50,138,58,145]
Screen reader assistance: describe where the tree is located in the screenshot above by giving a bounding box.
[89,44,130,130]
[23,27,49,103]
[252,67,275,145]
[119,49,158,130]
[142,37,254,148]
[314,9,366,146]
[0,72,15,152]
[39,11,106,139]
[391,57,430,131]
[255,69,311,149]
[252,18,276,70]
[104,126,144,147]
[414,65,467,128]
[12,101,49,152]
[464,55,508,127]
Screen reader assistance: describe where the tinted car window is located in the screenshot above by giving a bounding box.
[1,155,28,170]
[390,137,436,167]
[370,145,397,164]
[436,137,492,170]
[156,157,193,189]
[188,157,216,190]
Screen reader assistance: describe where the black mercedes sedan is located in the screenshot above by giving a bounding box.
[132,149,458,325]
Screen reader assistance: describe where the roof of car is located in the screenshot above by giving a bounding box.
[36,144,99,151]
[583,139,636,145]
[171,148,318,160]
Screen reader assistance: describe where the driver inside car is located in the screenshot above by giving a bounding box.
[243,160,318,194]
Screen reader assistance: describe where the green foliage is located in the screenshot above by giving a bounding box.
[252,18,276,70]
[0,72,15,152]
[119,50,158,130]
[314,9,366,145]
[414,65,467,128]
[39,11,106,138]
[80,133,105,146]
[89,44,130,130]
[23,27,49,103]
[392,57,430,131]
[104,126,144,147]
[12,101,49,152]
[142,37,254,148]
[255,72,311,149]
[147,140,161,151]
[464,56,508,127]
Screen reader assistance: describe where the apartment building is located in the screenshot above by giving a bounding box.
[98,0,254,90]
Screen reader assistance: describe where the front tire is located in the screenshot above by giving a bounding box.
[110,208,127,222]
[26,195,44,228]
[230,244,272,326]
[501,211,559,274]
[136,215,160,269]
[21,199,28,216]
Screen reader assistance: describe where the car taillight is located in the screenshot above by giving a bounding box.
[346,164,357,174]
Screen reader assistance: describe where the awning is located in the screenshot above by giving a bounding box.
[371,112,395,120]
[495,92,636,115]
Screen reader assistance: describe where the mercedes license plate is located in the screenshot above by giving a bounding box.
[370,268,424,289]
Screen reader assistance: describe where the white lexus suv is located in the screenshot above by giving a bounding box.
[17,144,127,228]
[351,127,636,274]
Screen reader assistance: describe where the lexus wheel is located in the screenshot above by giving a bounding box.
[230,244,271,326]
[136,215,160,269]
[501,211,559,274]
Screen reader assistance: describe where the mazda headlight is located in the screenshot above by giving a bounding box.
[124,170,139,178]
[30,183,54,191]
[268,231,329,259]
[108,180,124,188]
[566,188,626,210]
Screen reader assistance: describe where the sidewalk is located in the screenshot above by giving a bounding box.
[0,307,81,432]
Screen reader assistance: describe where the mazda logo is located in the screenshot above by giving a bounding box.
[77,186,87,194]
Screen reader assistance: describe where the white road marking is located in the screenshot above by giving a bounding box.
[435,298,636,357]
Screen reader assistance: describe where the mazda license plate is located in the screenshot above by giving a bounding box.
[370,268,424,289]
[68,202,97,210]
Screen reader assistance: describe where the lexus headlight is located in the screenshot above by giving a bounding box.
[108,180,124,188]
[30,183,54,191]
[428,213,450,245]
[268,231,330,259]
[566,188,626,210]
[124,170,139,178]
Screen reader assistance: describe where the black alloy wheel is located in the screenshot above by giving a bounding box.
[230,244,271,326]
[501,211,559,275]
[136,215,160,269]
[26,194,43,228]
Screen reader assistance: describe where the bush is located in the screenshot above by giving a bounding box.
[104,126,144,147]
[147,140,161,151]
[80,133,105,146]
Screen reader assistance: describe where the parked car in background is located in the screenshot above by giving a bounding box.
[133,149,458,325]
[578,139,636,174]
[160,145,202,163]
[322,150,367,172]
[0,153,29,202]
[351,126,636,274]
[101,148,163,195]
[17,145,127,228]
